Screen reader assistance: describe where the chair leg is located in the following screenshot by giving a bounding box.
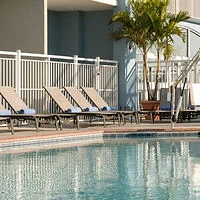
[57,116,63,131]
[60,120,63,131]
[102,115,106,127]
[34,117,39,132]
[151,112,154,123]
[8,118,14,135]
[54,116,59,130]
[76,115,80,129]
[119,113,122,126]
[136,113,140,124]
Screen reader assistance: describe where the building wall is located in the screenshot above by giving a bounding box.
[48,10,113,59]
[169,0,200,18]
[0,0,45,53]
[48,8,137,108]
[1,0,199,109]
[83,10,113,59]
[192,0,200,19]
[113,1,138,109]
[48,11,58,55]
[48,11,81,56]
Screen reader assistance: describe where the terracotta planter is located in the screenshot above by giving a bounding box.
[140,100,160,120]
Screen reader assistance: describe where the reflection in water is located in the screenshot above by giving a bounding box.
[0,138,200,200]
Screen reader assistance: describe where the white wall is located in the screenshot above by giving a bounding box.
[169,0,200,19]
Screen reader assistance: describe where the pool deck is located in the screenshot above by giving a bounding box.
[0,119,200,145]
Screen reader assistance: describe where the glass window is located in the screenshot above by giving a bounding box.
[173,29,188,57]
[190,31,200,57]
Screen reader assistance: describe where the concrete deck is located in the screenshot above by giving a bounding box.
[0,119,200,144]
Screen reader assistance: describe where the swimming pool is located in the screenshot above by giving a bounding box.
[0,137,200,200]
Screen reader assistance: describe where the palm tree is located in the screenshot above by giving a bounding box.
[146,0,190,100]
[109,0,154,100]
[109,0,190,101]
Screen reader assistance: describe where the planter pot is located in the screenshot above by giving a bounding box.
[140,100,160,120]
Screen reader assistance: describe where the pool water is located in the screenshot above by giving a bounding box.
[0,137,200,200]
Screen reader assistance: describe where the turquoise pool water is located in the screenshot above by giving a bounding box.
[0,137,200,200]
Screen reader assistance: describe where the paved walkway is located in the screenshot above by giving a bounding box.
[0,119,200,144]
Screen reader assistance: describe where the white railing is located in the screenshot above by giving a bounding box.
[136,57,200,108]
[0,50,118,113]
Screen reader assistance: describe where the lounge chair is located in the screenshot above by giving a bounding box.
[64,87,97,111]
[64,86,132,125]
[79,87,137,124]
[180,84,200,120]
[44,86,120,127]
[0,103,13,133]
[150,87,194,123]
[43,86,80,129]
[156,88,179,121]
[0,86,59,132]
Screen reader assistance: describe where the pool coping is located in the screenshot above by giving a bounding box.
[0,127,200,154]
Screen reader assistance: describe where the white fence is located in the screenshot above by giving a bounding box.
[0,50,118,113]
[137,57,200,108]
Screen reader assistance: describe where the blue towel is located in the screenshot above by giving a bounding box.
[0,110,11,115]
[102,106,116,111]
[189,105,195,110]
[160,105,171,110]
[66,107,82,113]
[84,107,99,112]
[18,108,36,114]
[160,105,178,110]
[189,105,200,110]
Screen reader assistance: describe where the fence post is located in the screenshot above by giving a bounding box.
[95,57,100,93]
[47,57,51,86]
[142,63,146,100]
[171,84,175,128]
[115,62,119,109]
[74,55,78,88]
[16,49,21,96]
[136,63,139,111]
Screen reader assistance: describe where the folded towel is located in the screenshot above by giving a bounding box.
[66,107,82,113]
[84,107,99,112]
[18,108,36,114]
[189,105,200,110]
[102,106,116,111]
[0,110,11,115]
[189,105,194,110]
[160,105,178,110]
[160,105,171,110]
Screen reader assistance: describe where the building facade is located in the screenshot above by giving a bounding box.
[0,0,200,109]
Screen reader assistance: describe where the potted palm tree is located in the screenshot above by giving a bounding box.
[109,0,190,114]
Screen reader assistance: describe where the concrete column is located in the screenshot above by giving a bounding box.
[113,0,137,109]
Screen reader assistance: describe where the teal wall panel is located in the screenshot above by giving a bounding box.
[83,10,113,59]
[48,10,113,59]
[48,11,80,56]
